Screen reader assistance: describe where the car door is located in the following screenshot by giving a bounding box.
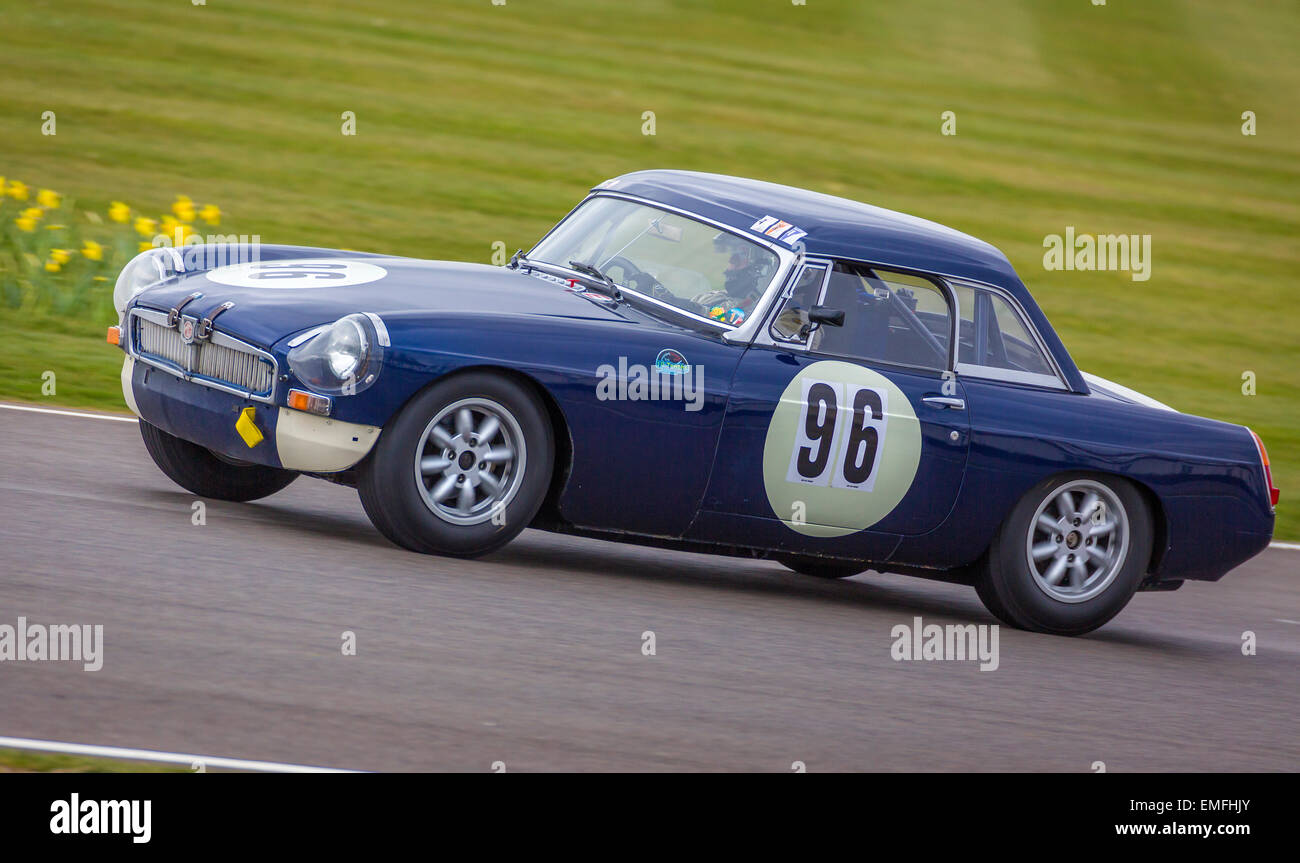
[699,259,970,549]
[552,320,744,539]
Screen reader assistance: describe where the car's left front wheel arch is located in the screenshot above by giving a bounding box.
[357,370,555,557]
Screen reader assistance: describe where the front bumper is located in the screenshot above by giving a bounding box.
[124,357,379,472]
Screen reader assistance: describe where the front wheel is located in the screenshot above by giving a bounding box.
[357,371,554,557]
[139,420,297,501]
[975,474,1152,635]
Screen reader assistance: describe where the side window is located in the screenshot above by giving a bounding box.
[811,263,951,371]
[770,262,829,343]
[955,285,1056,380]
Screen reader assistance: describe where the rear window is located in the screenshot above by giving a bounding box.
[955,285,1056,380]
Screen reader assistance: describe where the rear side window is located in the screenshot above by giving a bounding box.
[955,286,1056,381]
[809,263,951,371]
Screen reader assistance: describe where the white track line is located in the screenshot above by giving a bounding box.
[0,735,360,773]
[2,401,1297,550]
[0,403,136,423]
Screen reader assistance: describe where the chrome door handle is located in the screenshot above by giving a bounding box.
[922,396,965,410]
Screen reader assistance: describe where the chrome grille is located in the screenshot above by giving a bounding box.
[192,338,274,394]
[133,314,275,398]
[137,317,187,364]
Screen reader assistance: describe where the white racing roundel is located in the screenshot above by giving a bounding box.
[762,360,922,537]
[205,258,387,289]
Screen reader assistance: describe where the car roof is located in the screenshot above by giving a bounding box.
[593,170,1085,391]
[596,170,1024,295]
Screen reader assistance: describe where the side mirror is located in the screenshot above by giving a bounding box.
[808,306,845,327]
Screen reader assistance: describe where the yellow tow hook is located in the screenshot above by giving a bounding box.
[235,406,264,448]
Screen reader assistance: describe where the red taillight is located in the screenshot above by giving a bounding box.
[1249,430,1279,508]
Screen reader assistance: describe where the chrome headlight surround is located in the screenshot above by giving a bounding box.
[113,246,185,315]
[286,313,385,396]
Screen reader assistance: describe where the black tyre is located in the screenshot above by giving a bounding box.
[975,473,1152,635]
[357,371,554,557]
[139,419,297,502]
[778,555,868,579]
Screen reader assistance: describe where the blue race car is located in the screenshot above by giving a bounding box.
[109,170,1278,635]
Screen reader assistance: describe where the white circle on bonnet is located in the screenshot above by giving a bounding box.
[205,259,387,289]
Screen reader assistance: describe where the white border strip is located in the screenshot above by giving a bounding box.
[0,735,360,773]
[0,403,137,423]
[1271,541,1300,551]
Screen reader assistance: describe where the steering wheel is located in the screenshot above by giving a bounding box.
[604,255,670,299]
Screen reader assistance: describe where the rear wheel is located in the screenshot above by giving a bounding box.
[975,474,1152,635]
[357,371,554,557]
[778,555,868,579]
[139,420,297,501]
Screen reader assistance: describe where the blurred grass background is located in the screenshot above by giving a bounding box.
[0,0,1295,536]
[0,747,187,773]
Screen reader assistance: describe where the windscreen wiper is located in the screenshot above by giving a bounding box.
[567,260,623,301]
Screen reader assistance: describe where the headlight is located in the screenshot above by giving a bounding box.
[286,313,385,396]
[113,247,184,314]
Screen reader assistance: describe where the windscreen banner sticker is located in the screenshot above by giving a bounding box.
[749,215,807,247]
[205,259,387,289]
[764,361,920,537]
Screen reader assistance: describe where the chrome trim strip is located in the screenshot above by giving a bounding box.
[955,362,1068,390]
[363,312,391,347]
[126,307,279,403]
[287,325,330,348]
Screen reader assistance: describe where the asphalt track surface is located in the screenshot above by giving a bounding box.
[0,405,1295,772]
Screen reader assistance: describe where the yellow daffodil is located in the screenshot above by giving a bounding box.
[198,204,221,226]
[160,215,181,236]
[172,195,195,222]
[82,240,104,261]
[15,217,37,232]
[109,201,131,223]
[44,260,61,273]
[174,222,196,244]
[134,216,157,237]
[138,240,153,252]
[50,248,73,264]
[7,180,29,201]
[36,188,60,209]
[0,177,6,192]
[21,207,43,221]
[93,276,109,282]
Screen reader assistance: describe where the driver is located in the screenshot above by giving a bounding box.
[713,233,768,311]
